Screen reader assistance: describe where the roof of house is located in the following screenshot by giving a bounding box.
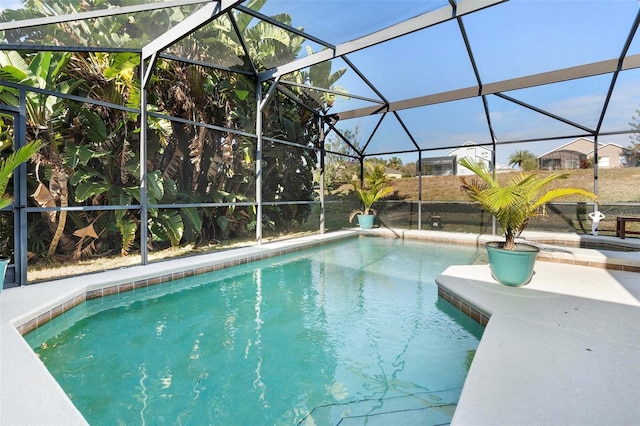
[537,137,603,159]
[495,163,514,171]
[584,142,626,155]
[448,141,492,155]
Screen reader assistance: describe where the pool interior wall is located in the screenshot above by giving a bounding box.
[13,229,640,336]
[26,237,484,425]
[1,229,638,425]
[0,231,349,425]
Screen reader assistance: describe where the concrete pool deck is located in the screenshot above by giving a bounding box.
[1,229,639,425]
[437,261,640,425]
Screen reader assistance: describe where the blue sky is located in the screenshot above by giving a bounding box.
[1,0,23,10]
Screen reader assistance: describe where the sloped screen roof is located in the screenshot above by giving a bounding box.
[1,0,639,159]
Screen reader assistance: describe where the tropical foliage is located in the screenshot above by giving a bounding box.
[458,158,597,250]
[0,140,42,209]
[0,0,344,266]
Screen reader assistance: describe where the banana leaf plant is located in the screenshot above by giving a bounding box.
[458,157,597,250]
[0,140,43,210]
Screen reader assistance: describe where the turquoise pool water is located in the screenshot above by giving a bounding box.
[28,237,483,425]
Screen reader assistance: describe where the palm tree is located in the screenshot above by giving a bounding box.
[508,149,538,171]
[348,185,394,220]
[387,157,403,169]
[459,158,597,250]
[349,163,393,221]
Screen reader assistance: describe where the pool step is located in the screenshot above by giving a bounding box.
[300,388,460,426]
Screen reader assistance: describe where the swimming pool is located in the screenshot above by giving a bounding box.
[27,237,484,425]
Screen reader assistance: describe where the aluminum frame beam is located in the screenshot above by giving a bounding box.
[595,9,640,134]
[277,80,385,106]
[0,0,212,31]
[337,54,640,120]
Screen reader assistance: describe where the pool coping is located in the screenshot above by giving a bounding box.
[1,229,639,424]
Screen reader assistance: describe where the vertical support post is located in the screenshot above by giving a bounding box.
[255,81,263,245]
[319,116,325,234]
[139,57,149,264]
[592,135,599,214]
[592,135,599,196]
[15,89,28,286]
[491,140,497,236]
[417,151,422,231]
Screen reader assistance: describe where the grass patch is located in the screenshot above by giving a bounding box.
[389,167,640,202]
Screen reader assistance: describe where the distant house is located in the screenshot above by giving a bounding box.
[416,156,457,176]
[586,143,628,168]
[538,150,586,170]
[538,137,627,170]
[417,142,513,176]
[384,168,403,179]
[449,142,493,176]
[494,163,515,173]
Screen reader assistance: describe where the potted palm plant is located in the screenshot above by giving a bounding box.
[458,157,597,286]
[0,140,43,292]
[349,164,393,229]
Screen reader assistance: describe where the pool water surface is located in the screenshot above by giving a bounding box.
[27,237,484,425]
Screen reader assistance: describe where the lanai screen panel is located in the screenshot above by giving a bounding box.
[327,114,383,158]
[165,13,253,69]
[346,18,478,102]
[498,75,612,134]
[363,113,417,156]
[398,97,492,152]
[487,94,590,148]
[233,6,328,71]
[601,68,640,135]
[0,2,205,49]
[462,0,638,84]
[1,0,638,161]
[255,0,450,46]
[278,57,386,116]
